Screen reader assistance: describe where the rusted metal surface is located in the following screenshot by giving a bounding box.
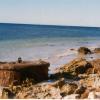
[0,60,50,70]
[0,60,50,86]
[0,70,21,86]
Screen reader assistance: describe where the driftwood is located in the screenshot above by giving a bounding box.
[0,60,50,86]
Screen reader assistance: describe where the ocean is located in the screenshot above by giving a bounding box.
[0,23,100,71]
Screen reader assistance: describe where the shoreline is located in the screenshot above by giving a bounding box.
[0,36,100,62]
[0,46,99,73]
[0,46,100,99]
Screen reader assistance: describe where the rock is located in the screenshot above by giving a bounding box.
[56,58,100,78]
[79,74,100,88]
[1,88,15,99]
[80,89,89,99]
[61,83,78,96]
[78,47,92,55]
[1,78,62,99]
[94,48,100,53]
[0,59,50,86]
[70,48,75,51]
[50,58,96,79]
[75,74,100,98]
[90,59,100,74]
[0,54,99,99]
[60,58,92,76]
[88,92,100,99]
[0,87,3,99]
[49,58,100,98]
[75,85,86,94]
[60,59,100,75]
[88,92,95,99]
[75,85,87,98]
[36,78,65,89]
[62,94,79,99]
[15,84,62,99]
[95,92,100,98]
[51,78,65,88]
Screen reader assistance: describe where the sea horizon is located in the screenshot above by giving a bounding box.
[0,22,100,28]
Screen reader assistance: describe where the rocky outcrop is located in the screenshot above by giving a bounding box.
[0,59,50,86]
[49,58,100,98]
[51,58,100,80]
[90,59,100,74]
[15,84,61,99]
[61,58,93,76]
[1,79,64,99]
[0,56,100,99]
[61,83,78,96]
[78,47,92,55]
[94,48,100,53]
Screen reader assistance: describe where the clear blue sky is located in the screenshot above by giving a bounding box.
[0,0,100,27]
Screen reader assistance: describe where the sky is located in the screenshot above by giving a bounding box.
[0,0,100,27]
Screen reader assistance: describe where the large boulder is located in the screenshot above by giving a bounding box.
[63,58,100,76]
[60,58,93,76]
[78,47,92,55]
[62,58,100,76]
[50,58,100,80]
